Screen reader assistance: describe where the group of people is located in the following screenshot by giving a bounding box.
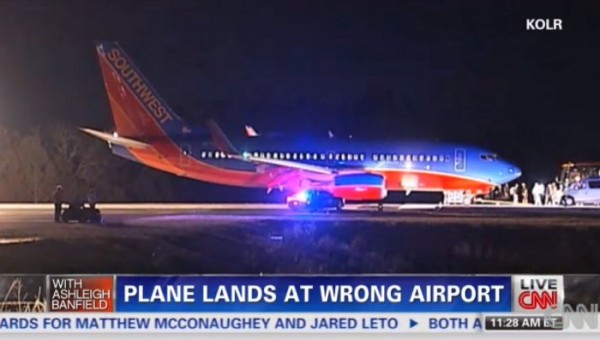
[530,182,563,206]
[489,181,564,206]
[51,185,97,223]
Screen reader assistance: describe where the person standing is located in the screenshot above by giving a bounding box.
[52,185,64,223]
[554,183,563,205]
[87,186,97,209]
[532,182,543,206]
[521,183,529,204]
[503,184,510,200]
[548,183,556,206]
[493,185,500,200]
[510,184,518,204]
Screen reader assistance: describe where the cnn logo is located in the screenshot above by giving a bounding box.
[512,276,563,313]
[518,291,558,310]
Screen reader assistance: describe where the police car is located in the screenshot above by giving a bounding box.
[286,190,344,211]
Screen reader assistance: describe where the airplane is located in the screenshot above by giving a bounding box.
[83,41,522,210]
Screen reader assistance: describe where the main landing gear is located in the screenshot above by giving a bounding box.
[377,202,384,212]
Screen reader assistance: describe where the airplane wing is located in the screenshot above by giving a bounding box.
[232,153,333,175]
[79,128,151,149]
[206,119,333,175]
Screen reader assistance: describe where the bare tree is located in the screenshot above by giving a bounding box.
[19,127,57,202]
[0,128,57,202]
[45,124,110,198]
[0,123,179,202]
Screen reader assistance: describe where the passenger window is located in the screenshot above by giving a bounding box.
[480,153,498,161]
[589,181,600,189]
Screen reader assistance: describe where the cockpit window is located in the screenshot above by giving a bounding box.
[480,153,498,161]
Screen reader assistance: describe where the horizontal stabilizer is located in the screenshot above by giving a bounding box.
[79,128,150,149]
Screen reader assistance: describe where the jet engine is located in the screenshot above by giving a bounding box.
[331,173,387,201]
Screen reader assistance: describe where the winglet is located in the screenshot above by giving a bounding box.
[206,119,240,155]
[245,125,259,137]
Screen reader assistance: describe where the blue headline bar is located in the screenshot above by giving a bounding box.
[115,276,511,313]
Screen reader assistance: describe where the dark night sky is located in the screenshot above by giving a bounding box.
[1,0,599,182]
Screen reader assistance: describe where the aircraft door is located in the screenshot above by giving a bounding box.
[454,148,466,172]
[325,149,337,169]
[180,143,191,165]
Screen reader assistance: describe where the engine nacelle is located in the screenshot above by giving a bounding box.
[331,173,387,201]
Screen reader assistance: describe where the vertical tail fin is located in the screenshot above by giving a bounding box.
[95,41,190,139]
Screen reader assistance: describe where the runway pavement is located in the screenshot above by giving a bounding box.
[2,203,600,226]
[0,203,599,274]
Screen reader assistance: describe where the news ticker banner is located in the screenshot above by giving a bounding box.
[0,275,598,333]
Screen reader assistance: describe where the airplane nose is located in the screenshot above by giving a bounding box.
[508,165,522,178]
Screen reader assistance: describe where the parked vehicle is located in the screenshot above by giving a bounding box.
[287,190,344,211]
[61,203,102,223]
[561,178,600,206]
